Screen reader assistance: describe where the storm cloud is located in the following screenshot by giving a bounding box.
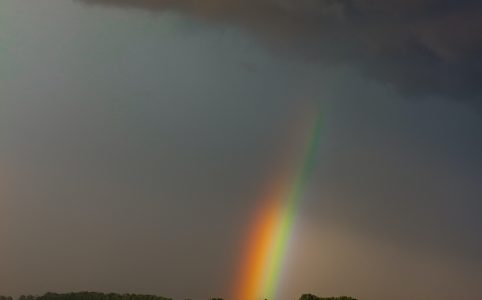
[77,0,482,102]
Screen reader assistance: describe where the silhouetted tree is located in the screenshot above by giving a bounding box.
[299,294,357,300]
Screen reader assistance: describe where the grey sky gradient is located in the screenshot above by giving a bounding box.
[1,1,481,299]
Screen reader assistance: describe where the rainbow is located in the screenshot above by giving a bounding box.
[233,105,323,300]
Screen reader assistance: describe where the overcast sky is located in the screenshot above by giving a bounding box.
[1,1,481,300]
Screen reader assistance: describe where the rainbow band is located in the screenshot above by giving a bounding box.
[234,106,323,300]
[263,108,323,299]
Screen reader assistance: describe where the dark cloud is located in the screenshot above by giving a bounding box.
[76,0,482,104]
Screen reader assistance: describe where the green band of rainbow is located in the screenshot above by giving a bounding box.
[234,105,323,300]
[263,108,323,299]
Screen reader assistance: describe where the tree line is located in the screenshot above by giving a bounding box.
[299,294,357,300]
[0,293,171,300]
[1,292,357,300]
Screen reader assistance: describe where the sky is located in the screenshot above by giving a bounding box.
[0,0,481,299]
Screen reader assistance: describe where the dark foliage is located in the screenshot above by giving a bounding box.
[2,292,357,300]
[299,294,357,300]
[5,293,170,300]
